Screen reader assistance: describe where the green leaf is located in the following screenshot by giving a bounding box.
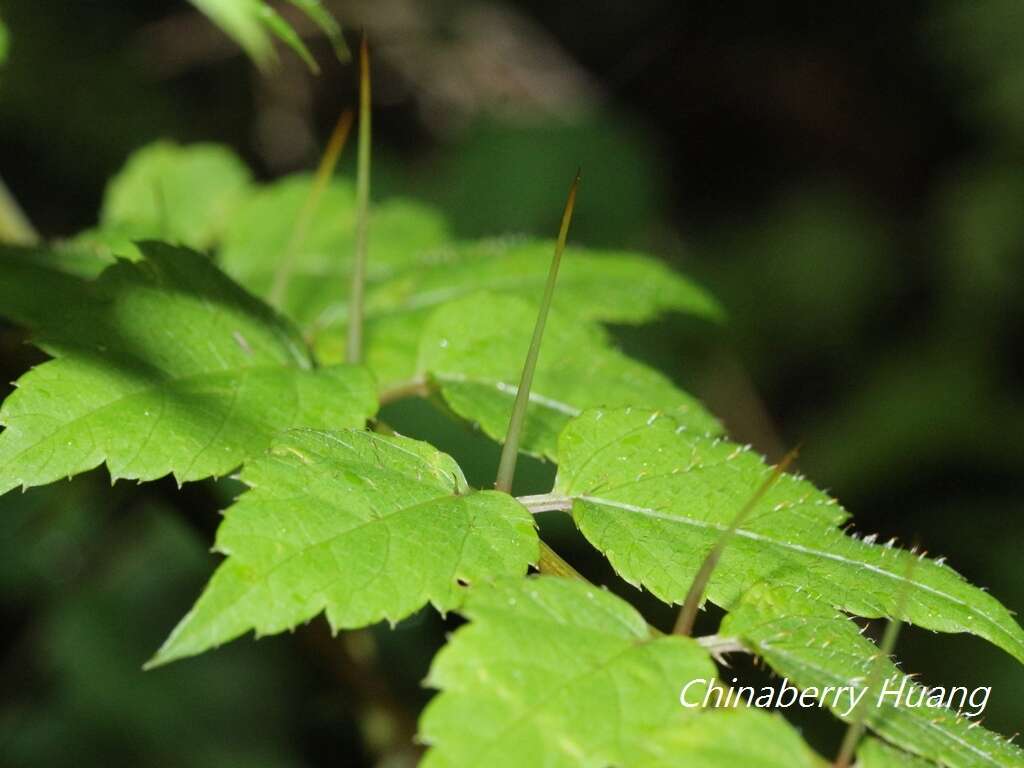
[553,408,1024,663]
[359,236,722,325]
[148,428,537,667]
[416,294,720,460]
[310,236,722,387]
[420,575,708,767]
[721,585,1024,768]
[97,142,252,252]
[0,245,99,328]
[635,708,825,768]
[858,739,937,768]
[188,0,347,71]
[0,242,377,494]
[219,174,451,327]
[0,16,8,66]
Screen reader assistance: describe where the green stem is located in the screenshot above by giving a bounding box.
[536,541,585,580]
[673,446,798,636]
[517,493,573,514]
[377,376,430,405]
[494,171,580,493]
[346,35,371,364]
[0,174,38,244]
[270,108,354,308]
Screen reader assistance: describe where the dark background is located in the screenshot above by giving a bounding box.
[1,2,1022,765]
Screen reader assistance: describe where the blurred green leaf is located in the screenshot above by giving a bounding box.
[188,0,347,72]
[91,141,252,254]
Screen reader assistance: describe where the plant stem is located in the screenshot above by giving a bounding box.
[377,376,430,405]
[494,170,580,493]
[270,108,354,308]
[0,174,38,244]
[536,541,585,580]
[516,493,573,514]
[673,446,799,636]
[346,34,371,364]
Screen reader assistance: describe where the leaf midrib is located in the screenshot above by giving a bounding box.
[572,494,1022,656]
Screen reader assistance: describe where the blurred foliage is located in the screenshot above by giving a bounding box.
[1,0,1023,764]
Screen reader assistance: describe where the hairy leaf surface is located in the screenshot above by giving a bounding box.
[416,294,720,459]
[0,243,377,494]
[554,408,1024,662]
[420,576,819,768]
[721,585,1024,767]
[149,429,537,666]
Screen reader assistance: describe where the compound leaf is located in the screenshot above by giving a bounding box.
[721,585,1024,767]
[554,408,1024,663]
[0,242,377,495]
[416,294,720,460]
[149,428,537,667]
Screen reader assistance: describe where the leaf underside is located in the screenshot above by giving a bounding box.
[149,428,538,667]
[553,408,1024,663]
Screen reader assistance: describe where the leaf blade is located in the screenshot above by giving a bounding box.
[0,242,377,493]
[418,294,720,460]
[554,408,1024,663]
[721,585,1024,767]
[149,428,538,666]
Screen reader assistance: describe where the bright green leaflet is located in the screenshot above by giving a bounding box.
[721,585,1024,767]
[635,708,825,768]
[149,428,537,667]
[553,408,1024,663]
[0,242,377,494]
[420,576,718,768]
[312,236,722,385]
[363,237,720,322]
[218,174,451,327]
[188,0,347,72]
[416,293,721,460]
[859,738,938,768]
[88,142,252,255]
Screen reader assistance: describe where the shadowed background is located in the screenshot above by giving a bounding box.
[1,1,1022,765]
